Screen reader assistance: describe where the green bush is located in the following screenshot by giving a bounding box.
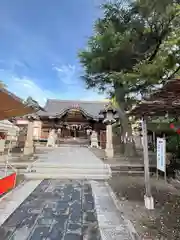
[167,135,180,155]
[166,135,180,168]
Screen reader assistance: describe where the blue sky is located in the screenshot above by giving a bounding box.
[0,0,106,106]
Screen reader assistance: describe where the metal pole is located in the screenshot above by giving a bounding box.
[141,117,154,209]
[163,134,167,182]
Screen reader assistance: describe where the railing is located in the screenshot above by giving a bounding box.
[0,152,17,196]
[4,159,17,177]
[4,140,17,177]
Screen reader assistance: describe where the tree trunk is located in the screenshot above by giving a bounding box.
[114,85,137,157]
[120,113,137,157]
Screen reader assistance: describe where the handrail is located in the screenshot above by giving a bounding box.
[4,139,17,177]
[26,156,36,172]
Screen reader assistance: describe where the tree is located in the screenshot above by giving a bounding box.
[24,96,42,111]
[79,0,180,156]
[0,81,6,88]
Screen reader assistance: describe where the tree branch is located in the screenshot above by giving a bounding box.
[148,39,162,62]
[148,14,177,62]
[167,65,180,80]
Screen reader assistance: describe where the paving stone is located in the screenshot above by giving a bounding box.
[71,189,81,200]
[4,210,32,228]
[56,201,70,210]
[53,215,69,228]
[20,199,44,208]
[19,214,39,228]
[29,226,51,240]
[83,183,93,194]
[69,202,82,223]
[0,226,15,239]
[84,211,97,223]
[0,180,101,240]
[44,201,58,209]
[48,224,64,240]
[69,210,81,223]
[68,223,81,231]
[84,193,94,202]
[83,201,94,211]
[64,233,82,240]
[37,217,54,225]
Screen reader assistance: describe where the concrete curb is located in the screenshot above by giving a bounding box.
[91,180,137,240]
[105,182,140,240]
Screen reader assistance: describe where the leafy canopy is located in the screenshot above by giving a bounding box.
[79,0,180,108]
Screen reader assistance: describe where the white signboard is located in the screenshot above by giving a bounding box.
[157,137,166,172]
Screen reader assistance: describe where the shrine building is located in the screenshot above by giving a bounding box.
[15,99,118,148]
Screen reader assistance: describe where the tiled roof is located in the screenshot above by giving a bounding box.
[37,99,108,119]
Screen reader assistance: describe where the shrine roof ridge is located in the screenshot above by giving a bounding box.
[45,99,109,103]
[36,99,112,119]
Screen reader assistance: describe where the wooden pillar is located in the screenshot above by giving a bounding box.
[142,117,154,209]
[153,131,156,152]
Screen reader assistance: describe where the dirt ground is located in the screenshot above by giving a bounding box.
[109,174,180,240]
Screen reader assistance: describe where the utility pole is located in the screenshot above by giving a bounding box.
[141,117,154,209]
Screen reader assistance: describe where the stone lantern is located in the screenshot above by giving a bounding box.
[101,102,116,158]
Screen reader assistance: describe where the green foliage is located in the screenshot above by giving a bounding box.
[24,96,42,110]
[79,0,180,108]
[166,135,180,163]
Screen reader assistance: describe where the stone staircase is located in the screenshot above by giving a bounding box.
[110,164,156,176]
[24,162,112,180]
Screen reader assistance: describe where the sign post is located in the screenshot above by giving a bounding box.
[156,137,166,181]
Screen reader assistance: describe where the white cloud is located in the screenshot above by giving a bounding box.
[53,64,78,85]
[79,89,107,101]
[6,77,57,106]
[3,74,107,106]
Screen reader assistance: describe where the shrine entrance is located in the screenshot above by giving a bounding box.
[56,108,93,139]
[39,102,106,145]
[61,123,90,139]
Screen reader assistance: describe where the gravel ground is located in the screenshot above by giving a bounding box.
[108,174,180,240]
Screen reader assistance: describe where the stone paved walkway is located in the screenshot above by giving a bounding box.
[0,146,136,240]
[0,179,101,240]
[36,146,106,167]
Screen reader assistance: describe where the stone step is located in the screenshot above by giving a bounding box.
[24,172,111,180]
[30,163,110,169]
[112,170,144,176]
[29,167,111,175]
[111,166,144,170]
[110,165,156,172]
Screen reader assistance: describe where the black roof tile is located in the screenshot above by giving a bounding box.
[37,99,108,119]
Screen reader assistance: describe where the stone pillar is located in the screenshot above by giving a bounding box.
[24,120,34,155]
[101,102,116,159]
[33,120,42,140]
[105,123,114,158]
